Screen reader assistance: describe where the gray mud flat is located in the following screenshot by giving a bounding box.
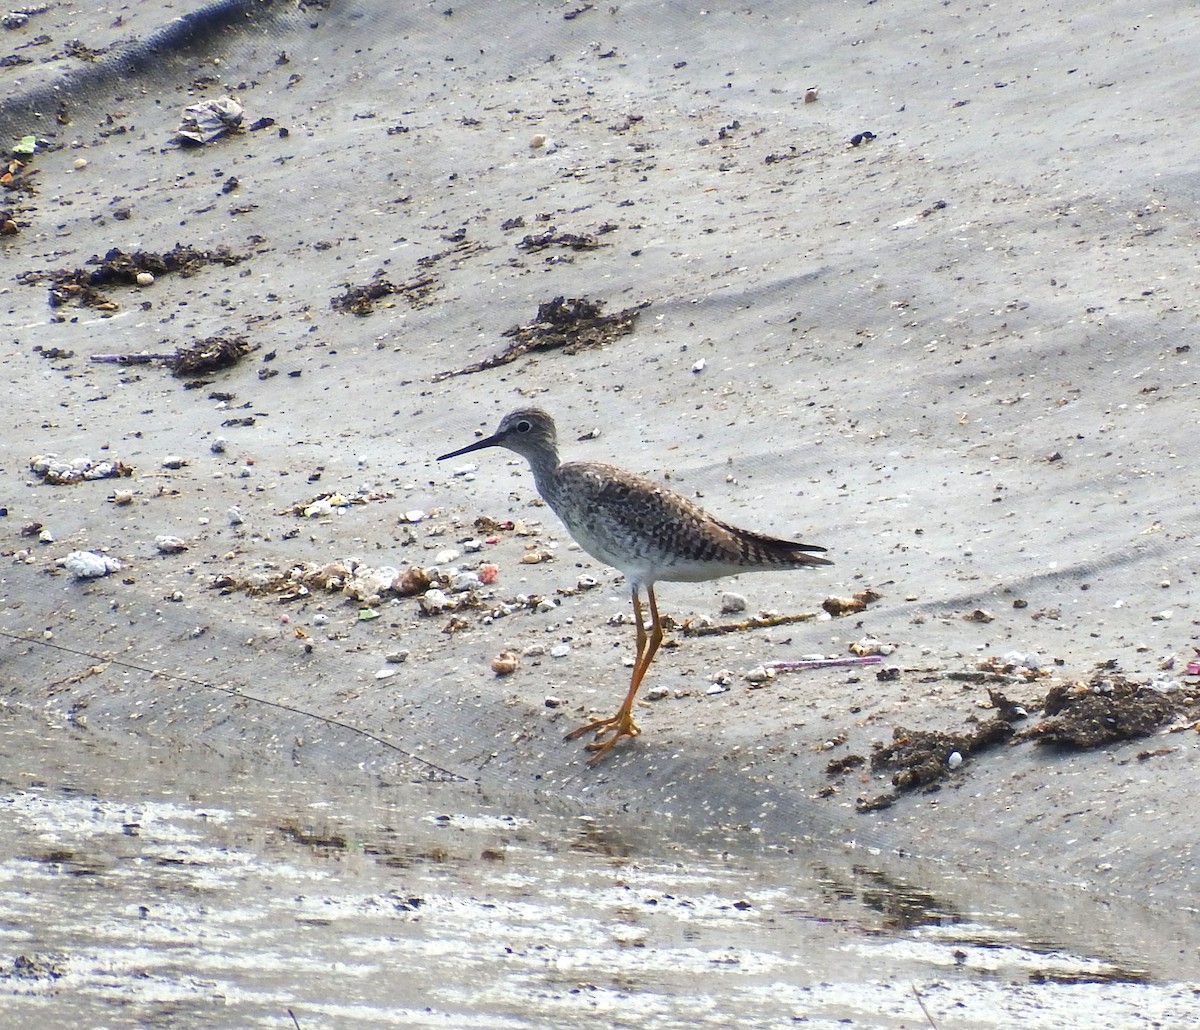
[1,709,1196,1029]
[2,0,1200,1025]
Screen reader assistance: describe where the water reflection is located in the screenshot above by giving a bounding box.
[0,709,1194,1029]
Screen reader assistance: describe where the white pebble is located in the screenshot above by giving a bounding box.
[405,509,426,523]
[451,571,481,592]
[64,550,121,579]
[419,588,450,613]
[375,668,397,680]
[227,506,245,525]
[312,613,329,626]
[705,683,729,695]
[155,535,188,554]
[162,456,187,469]
[719,591,748,615]
[744,665,773,684]
[435,548,462,564]
[550,643,571,658]
[38,529,54,544]
[135,271,155,287]
[576,575,599,590]
[947,751,964,770]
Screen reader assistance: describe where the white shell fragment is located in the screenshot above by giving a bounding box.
[64,550,121,579]
[947,751,964,770]
[155,535,188,554]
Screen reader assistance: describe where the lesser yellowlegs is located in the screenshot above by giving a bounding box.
[438,407,833,764]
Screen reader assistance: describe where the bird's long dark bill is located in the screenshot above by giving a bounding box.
[436,433,503,461]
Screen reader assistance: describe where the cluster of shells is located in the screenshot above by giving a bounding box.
[30,454,133,485]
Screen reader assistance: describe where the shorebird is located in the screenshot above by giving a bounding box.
[438,408,833,764]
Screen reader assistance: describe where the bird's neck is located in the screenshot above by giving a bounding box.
[524,448,561,501]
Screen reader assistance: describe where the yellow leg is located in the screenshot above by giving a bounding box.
[566,585,664,765]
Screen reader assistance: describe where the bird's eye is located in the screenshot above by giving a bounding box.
[515,420,532,433]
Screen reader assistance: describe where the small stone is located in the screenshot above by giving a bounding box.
[477,563,499,585]
[419,588,450,613]
[645,686,670,701]
[38,529,54,544]
[110,491,134,506]
[64,550,121,579]
[210,437,228,454]
[73,157,88,170]
[435,548,462,565]
[162,456,187,470]
[135,271,155,287]
[544,695,563,708]
[947,751,964,770]
[522,643,546,657]
[404,509,426,523]
[804,86,819,103]
[577,574,599,590]
[529,133,547,149]
[227,506,245,525]
[375,668,397,680]
[535,599,556,614]
[451,571,481,592]
[550,643,570,658]
[719,591,748,615]
[706,683,729,695]
[155,535,188,554]
[744,665,773,684]
[387,650,411,664]
[492,651,519,676]
[312,613,329,626]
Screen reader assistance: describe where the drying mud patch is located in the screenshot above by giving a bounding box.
[433,294,649,381]
[847,671,1200,812]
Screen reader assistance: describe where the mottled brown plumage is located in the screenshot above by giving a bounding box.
[438,407,832,763]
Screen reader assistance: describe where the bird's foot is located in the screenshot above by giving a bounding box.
[564,711,640,765]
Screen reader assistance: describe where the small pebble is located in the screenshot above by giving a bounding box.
[312,613,329,626]
[73,157,88,170]
[64,550,121,579]
[492,651,519,676]
[744,665,773,684]
[161,456,187,470]
[387,650,411,663]
[155,535,188,554]
[436,549,462,565]
[719,592,748,615]
[947,751,964,770]
[135,271,155,287]
[529,133,547,149]
[227,506,245,525]
[404,509,426,523]
[550,643,570,658]
[210,437,228,454]
[38,529,54,544]
[645,686,670,701]
[523,643,546,657]
[705,683,729,695]
[375,668,397,680]
[544,695,563,708]
[577,574,599,590]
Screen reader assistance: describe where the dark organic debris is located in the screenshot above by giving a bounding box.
[516,228,602,252]
[22,244,247,311]
[1020,676,1198,749]
[870,717,1014,793]
[330,273,437,315]
[332,240,488,316]
[433,295,648,381]
[90,335,254,377]
[171,335,254,376]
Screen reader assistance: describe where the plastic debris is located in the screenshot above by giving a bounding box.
[175,96,244,145]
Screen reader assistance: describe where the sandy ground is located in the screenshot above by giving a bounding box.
[2,0,1199,979]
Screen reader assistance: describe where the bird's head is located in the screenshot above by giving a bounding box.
[437,407,558,465]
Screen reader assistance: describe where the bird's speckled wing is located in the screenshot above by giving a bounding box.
[542,460,830,583]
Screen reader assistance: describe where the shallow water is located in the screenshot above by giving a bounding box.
[0,708,1195,1029]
